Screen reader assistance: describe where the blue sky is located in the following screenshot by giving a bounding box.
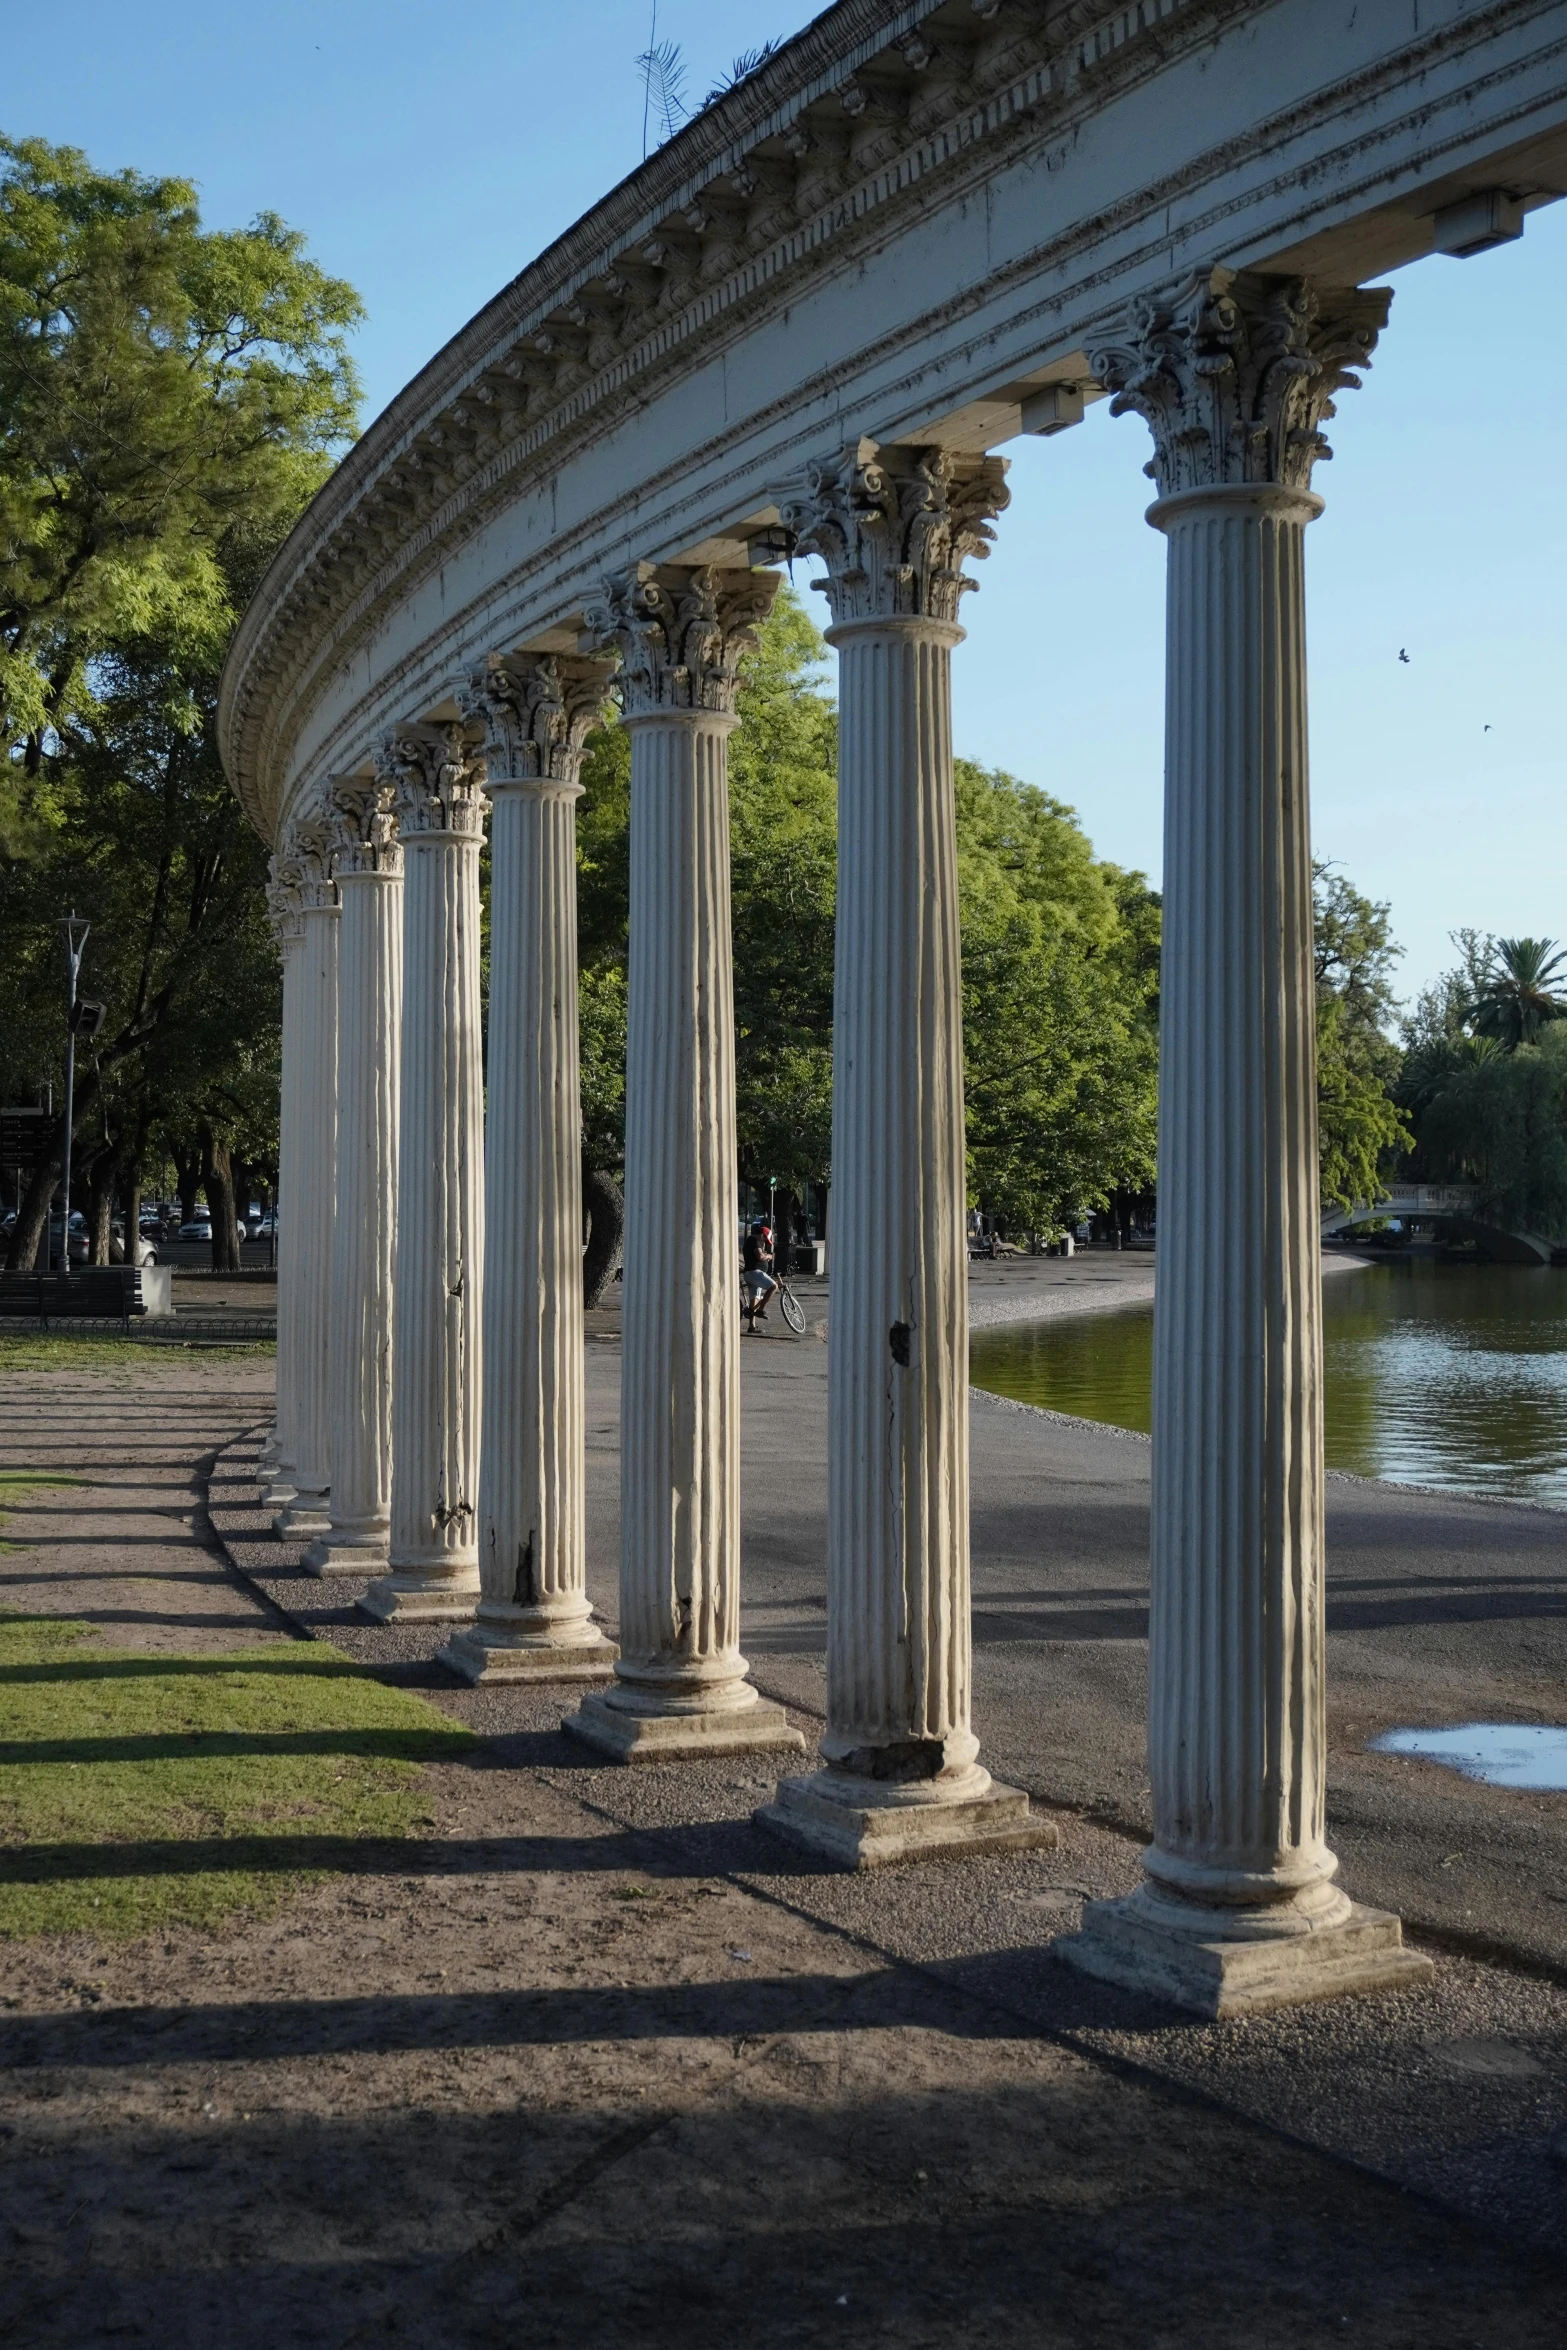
[10,1,1565,1003]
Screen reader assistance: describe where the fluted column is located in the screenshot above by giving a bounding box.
[272,819,338,1540]
[441,652,619,1684]
[362,728,485,1623]
[565,565,802,1762]
[756,443,1046,1866]
[261,862,304,1506]
[1059,270,1429,2014]
[304,779,403,1575]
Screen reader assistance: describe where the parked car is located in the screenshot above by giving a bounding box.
[178,1218,213,1242]
[247,1211,278,1239]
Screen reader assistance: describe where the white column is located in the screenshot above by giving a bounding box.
[442,653,619,1683]
[757,443,1047,1866]
[362,728,486,1623]
[273,818,338,1541]
[304,779,403,1575]
[566,565,802,1762]
[1059,270,1429,2015]
[261,860,304,1506]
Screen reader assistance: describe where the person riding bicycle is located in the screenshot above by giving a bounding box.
[742,1221,777,1331]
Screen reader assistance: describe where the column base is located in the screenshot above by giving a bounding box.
[272,1492,330,1541]
[440,1619,619,1686]
[358,1566,480,1625]
[301,1532,388,1578]
[755,1763,1055,1871]
[564,1684,806,1765]
[1055,1886,1434,2019]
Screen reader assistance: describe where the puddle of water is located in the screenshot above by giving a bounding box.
[1371,1723,1567,1790]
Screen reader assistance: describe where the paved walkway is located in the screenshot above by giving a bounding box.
[0,1292,1562,2340]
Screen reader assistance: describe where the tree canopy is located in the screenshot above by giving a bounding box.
[1,135,361,1268]
[574,588,1162,1236]
[1397,931,1567,1240]
[1312,864,1411,1211]
[0,134,360,768]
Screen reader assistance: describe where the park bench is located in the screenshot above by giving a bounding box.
[0,1266,172,1329]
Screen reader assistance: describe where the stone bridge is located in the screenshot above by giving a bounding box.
[1323,1184,1560,1265]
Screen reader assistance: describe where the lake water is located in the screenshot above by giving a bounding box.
[969,1261,1567,1512]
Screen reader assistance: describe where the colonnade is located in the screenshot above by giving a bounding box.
[262,267,1431,2016]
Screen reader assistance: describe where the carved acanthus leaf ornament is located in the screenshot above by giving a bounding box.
[460,651,617,789]
[781,442,1009,629]
[264,854,305,950]
[282,815,339,911]
[325,777,403,878]
[374,725,487,840]
[584,564,780,718]
[1088,268,1392,499]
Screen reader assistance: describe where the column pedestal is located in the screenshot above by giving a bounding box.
[362,729,484,1625]
[1057,275,1427,2012]
[564,567,802,1764]
[439,657,618,1688]
[761,450,1046,1866]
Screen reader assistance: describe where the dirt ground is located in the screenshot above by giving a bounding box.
[0,1357,1563,2348]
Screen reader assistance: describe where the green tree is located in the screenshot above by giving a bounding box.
[572,597,1162,1247]
[957,763,1159,1236]
[1,135,360,766]
[1312,863,1411,1210]
[1,136,361,1269]
[1470,935,1567,1050]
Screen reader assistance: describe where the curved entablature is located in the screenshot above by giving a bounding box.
[221,0,1567,847]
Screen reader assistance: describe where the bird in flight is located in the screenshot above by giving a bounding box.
[1398,648,1411,663]
[1484,724,1492,732]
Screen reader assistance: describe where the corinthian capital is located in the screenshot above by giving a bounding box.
[374,723,487,841]
[325,776,402,879]
[281,812,339,911]
[460,651,617,789]
[583,564,780,719]
[1088,269,1391,500]
[265,853,304,950]
[780,440,1008,629]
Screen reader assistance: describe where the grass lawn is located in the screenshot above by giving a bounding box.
[0,1614,474,1938]
[0,1334,274,1375]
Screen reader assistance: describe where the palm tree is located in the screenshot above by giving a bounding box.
[1470,936,1567,1049]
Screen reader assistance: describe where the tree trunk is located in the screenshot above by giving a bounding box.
[88,1149,117,1265]
[774,1185,795,1278]
[581,1163,624,1308]
[176,1152,201,1230]
[123,1169,143,1262]
[811,1181,829,1254]
[2,1079,101,1272]
[199,1128,243,1272]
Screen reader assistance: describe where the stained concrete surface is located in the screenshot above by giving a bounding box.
[1,1290,1563,2343]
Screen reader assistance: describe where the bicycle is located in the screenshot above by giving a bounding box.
[741,1272,807,1335]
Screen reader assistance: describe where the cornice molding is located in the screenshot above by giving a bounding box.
[218,0,1567,839]
[220,0,1241,833]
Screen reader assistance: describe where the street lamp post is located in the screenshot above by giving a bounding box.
[58,913,89,1275]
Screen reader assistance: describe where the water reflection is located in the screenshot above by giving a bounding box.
[968,1263,1567,1510]
[1371,1723,1567,1791]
